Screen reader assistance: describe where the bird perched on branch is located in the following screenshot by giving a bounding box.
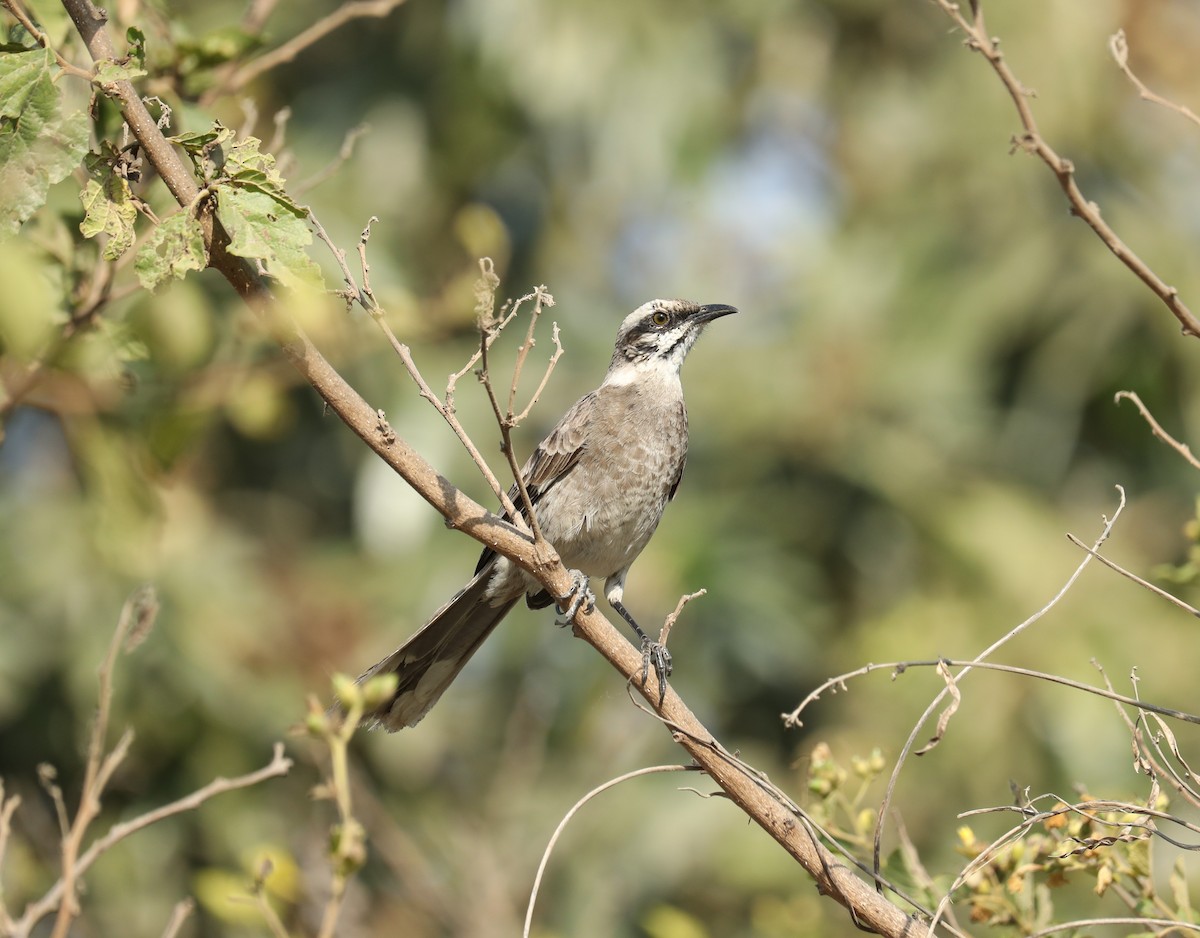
[355,298,738,730]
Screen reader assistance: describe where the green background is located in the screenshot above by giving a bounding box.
[2,0,1199,935]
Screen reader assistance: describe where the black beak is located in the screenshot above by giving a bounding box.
[695,303,738,323]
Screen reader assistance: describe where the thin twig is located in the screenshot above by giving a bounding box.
[511,321,564,425]
[0,784,20,931]
[307,213,525,524]
[933,2,1200,338]
[523,765,697,938]
[446,269,524,411]
[221,0,409,95]
[1027,918,1200,938]
[296,122,370,194]
[238,859,290,938]
[1097,661,1200,812]
[893,813,964,935]
[867,487,1126,885]
[13,745,292,937]
[786,656,1200,728]
[1114,390,1200,471]
[55,3,939,930]
[49,588,153,938]
[931,792,1191,935]
[961,794,1200,844]
[0,0,93,78]
[1110,30,1200,132]
[659,589,706,647]
[158,898,195,938]
[478,287,555,544]
[505,286,558,424]
[1066,533,1200,617]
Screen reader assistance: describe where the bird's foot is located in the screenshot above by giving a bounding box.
[640,638,673,707]
[555,570,595,627]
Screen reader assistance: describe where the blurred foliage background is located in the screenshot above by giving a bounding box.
[3,0,1200,935]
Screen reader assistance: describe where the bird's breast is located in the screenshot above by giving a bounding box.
[535,389,687,578]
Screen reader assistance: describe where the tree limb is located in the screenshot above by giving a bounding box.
[55,2,932,933]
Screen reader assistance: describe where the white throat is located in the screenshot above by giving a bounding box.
[602,355,684,389]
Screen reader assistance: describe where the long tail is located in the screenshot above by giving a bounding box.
[353,560,519,730]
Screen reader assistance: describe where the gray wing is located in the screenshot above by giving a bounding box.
[667,399,687,501]
[475,390,599,573]
[519,390,597,502]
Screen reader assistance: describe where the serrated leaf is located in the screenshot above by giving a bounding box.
[224,137,283,187]
[0,47,90,235]
[215,185,323,291]
[79,175,138,260]
[136,212,207,291]
[168,122,236,153]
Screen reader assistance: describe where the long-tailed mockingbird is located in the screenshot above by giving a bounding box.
[356,298,737,730]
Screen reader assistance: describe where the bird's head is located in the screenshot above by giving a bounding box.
[606,299,738,382]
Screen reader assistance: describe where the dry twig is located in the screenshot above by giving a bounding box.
[865,486,1127,884]
[523,765,697,938]
[212,0,409,99]
[54,3,939,931]
[1067,532,1200,617]
[1110,30,1200,132]
[0,0,92,78]
[1114,390,1200,471]
[933,1,1200,338]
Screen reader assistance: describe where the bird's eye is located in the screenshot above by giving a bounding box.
[651,311,670,327]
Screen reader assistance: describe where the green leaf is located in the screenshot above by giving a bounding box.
[93,26,148,85]
[79,174,138,261]
[215,185,323,291]
[168,122,236,153]
[223,136,282,186]
[136,211,207,291]
[0,47,90,235]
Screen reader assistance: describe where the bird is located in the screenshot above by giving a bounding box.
[353,298,738,730]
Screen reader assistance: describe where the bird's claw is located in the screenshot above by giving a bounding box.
[554,570,595,626]
[640,638,673,707]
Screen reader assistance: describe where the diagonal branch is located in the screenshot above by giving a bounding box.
[1109,30,1200,132]
[933,1,1200,338]
[206,0,409,102]
[57,3,933,933]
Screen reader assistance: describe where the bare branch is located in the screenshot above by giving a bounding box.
[220,0,409,95]
[158,899,195,938]
[13,745,292,937]
[523,765,698,938]
[308,214,526,524]
[659,588,706,648]
[50,587,155,938]
[1028,918,1200,938]
[1097,662,1200,812]
[0,784,20,931]
[478,287,557,546]
[506,286,557,425]
[1067,532,1200,617]
[296,122,370,194]
[1110,30,1200,131]
[932,2,1200,338]
[787,656,1200,729]
[867,487,1126,884]
[511,321,564,425]
[0,0,92,78]
[1115,390,1200,471]
[56,4,939,931]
